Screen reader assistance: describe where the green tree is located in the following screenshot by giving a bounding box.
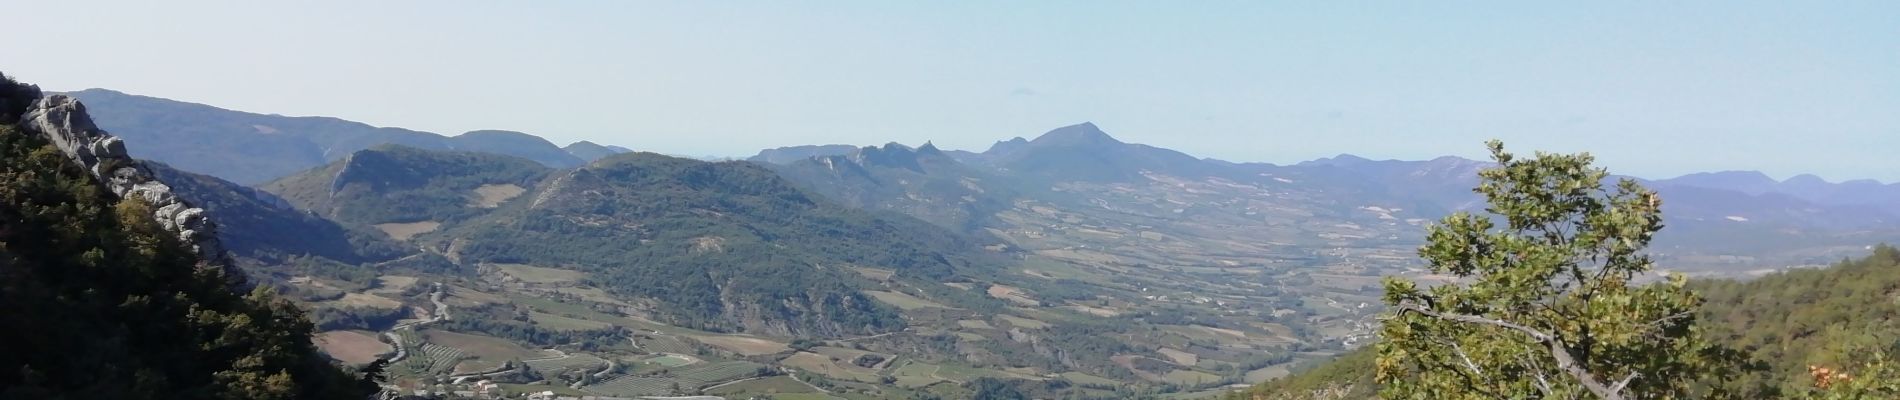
[1376,141,1728,399]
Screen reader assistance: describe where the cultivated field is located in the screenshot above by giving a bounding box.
[373,221,440,241]
[523,353,607,373]
[862,290,952,310]
[470,184,525,208]
[783,352,880,382]
[423,330,547,371]
[492,263,587,284]
[315,330,391,365]
[704,376,822,396]
[693,335,789,356]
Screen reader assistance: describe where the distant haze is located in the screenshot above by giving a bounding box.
[2,1,1895,181]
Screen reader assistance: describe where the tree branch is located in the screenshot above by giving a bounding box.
[1450,342,1484,376]
[1396,302,1629,400]
[1608,372,1639,394]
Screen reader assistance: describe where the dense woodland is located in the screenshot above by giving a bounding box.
[438,153,1002,335]
[0,73,373,399]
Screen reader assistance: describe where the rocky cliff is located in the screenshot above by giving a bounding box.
[15,94,243,284]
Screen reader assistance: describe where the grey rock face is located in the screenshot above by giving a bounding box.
[17,95,243,285]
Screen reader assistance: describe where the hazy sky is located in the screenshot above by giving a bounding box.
[4,1,1896,181]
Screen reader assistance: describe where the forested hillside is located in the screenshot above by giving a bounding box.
[442,152,1000,336]
[0,73,372,399]
[1696,245,1900,396]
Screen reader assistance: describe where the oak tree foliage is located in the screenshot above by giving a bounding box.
[1376,141,1732,399]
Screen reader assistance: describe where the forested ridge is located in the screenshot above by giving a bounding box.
[0,73,373,399]
[444,152,999,336]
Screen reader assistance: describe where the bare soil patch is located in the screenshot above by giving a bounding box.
[694,335,790,356]
[315,330,392,365]
[986,284,1040,306]
[470,184,525,208]
[374,221,439,241]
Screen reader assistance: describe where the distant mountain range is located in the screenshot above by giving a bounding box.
[65,89,627,184]
[44,87,1900,397]
[1647,170,1900,216]
[755,121,1900,269]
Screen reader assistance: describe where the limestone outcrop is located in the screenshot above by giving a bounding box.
[16,94,242,284]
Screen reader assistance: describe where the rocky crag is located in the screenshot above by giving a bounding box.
[15,94,243,284]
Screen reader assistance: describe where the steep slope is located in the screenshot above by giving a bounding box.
[767,142,1019,232]
[0,73,371,399]
[563,140,632,162]
[261,145,551,235]
[66,88,579,183]
[146,161,402,264]
[439,152,997,336]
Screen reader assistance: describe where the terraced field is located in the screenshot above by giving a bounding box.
[704,376,823,396]
[399,343,466,375]
[636,334,697,354]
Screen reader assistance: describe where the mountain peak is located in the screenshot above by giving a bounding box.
[1297,153,1375,167]
[1030,122,1121,147]
[1784,173,1830,185]
[917,141,943,155]
[564,140,632,162]
[1660,170,1780,195]
[850,142,931,172]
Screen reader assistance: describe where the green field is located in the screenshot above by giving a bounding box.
[644,354,697,367]
[705,376,822,395]
[1058,371,1121,386]
[888,360,946,388]
[1162,369,1222,386]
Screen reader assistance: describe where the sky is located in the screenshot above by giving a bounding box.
[3,1,1897,181]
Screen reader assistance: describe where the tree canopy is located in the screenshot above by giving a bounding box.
[0,71,374,399]
[1376,141,1729,399]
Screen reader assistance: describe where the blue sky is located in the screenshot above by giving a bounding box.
[3,1,1896,181]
